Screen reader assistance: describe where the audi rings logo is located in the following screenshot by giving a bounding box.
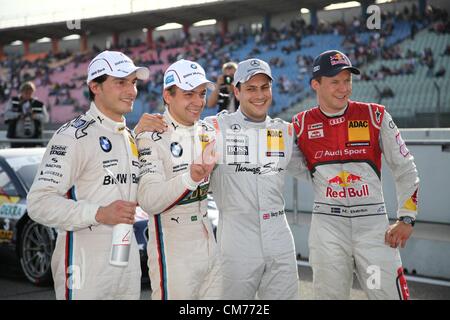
[250,60,260,67]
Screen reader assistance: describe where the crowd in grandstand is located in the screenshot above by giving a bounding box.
[1,3,449,127]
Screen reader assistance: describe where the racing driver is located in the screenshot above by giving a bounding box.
[137,59,221,300]
[204,58,307,299]
[292,50,419,299]
[27,51,150,299]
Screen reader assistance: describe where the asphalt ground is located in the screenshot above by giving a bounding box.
[1,258,450,300]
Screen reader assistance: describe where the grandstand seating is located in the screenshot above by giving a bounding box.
[1,10,449,128]
[278,28,450,122]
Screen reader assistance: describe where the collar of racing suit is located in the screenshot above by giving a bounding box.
[235,107,270,128]
[164,108,198,133]
[87,102,127,134]
[319,104,348,117]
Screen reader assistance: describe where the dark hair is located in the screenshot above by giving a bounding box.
[88,74,109,101]
[311,77,322,84]
[163,85,177,106]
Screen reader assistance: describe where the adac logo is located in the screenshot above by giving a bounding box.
[99,136,112,152]
[327,171,362,187]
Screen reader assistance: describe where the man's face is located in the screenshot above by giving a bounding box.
[223,67,236,77]
[312,70,352,113]
[20,88,34,101]
[90,73,138,121]
[164,84,207,126]
[234,73,272,122]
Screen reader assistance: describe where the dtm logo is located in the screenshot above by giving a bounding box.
[326,171,369,198]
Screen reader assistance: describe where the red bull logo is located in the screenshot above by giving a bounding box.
[326,171,368,198]
[330,53,349,66]
[327,171,361,187]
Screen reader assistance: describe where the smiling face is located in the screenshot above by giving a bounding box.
[311,70,353,114]
[234,73,272,121]
[164,84,207,126]
[89,73,138,121]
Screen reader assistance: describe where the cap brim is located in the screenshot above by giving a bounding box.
[134,67,150,81]
[310,66,360,84]
[326,66,360,77]
[175,79,216,91]
[233,70,273,86]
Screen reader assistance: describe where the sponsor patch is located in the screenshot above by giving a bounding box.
[329,117,345,126]
[165,74,175,85]
[199,134,209,151]
[50,145,67,156]
[227,145,249,156]
[308,123,323,130]
[396,132,410,157]
[348,120,369,142]
[99,136,112,152]
[230,124,241,132]
[170,142,183,158]
[330,52,349,66]
[72,118,86,129]
[346,141,370,147]
[266,129,285,157]
[308,129,324,139]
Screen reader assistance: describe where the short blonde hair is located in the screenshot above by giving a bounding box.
[222,61,238,72]
[20,81,36,93]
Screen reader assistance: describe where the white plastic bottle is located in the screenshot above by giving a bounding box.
[110,223,133,266]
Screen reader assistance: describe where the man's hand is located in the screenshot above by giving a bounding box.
[190,140,218,182]
[95,200,137,225]
[134,113,168,135]
[216,74,225,86]
[385,220,413,248]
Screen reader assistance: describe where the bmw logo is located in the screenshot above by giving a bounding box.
[99,136,112,152]
[191,63,198,69]
[250,60,260,67]
[170,142,183,157]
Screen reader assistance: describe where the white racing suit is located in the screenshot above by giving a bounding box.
[27,102,141,300]
[137,111,221,300]
[204,109,306,300]
[292,101,419,300]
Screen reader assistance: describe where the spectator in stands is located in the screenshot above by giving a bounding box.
[434,66,446,77]
[443,45,450,56]
[4,81,49,148]
[292,49,419,300]
[380,86,395,99]
[207,61,239,112]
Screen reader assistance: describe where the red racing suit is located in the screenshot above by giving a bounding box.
[292,100,419,299]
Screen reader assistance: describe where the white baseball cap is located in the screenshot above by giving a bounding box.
[233,58,273,85]
[163,59,215,91]
[86,50,150,84]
